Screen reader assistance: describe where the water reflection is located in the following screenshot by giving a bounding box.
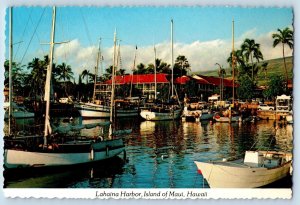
[4,118,293,188]
[4,156,125,188]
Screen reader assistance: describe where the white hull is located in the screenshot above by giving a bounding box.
[194,151,292,188]
[140,108,182,121]
[286,115,293,124]
[75,103,138,118]
[4,138,124,169]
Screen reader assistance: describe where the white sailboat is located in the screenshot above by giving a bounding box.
[75,38,139,118]
[140,19,182,121]
[194,150,292,188]
[4,7,125,169]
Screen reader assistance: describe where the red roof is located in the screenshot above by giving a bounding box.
[174,75,190,84]
[195,75,239,87]
[102,73,239,87]
[103,74,170,85]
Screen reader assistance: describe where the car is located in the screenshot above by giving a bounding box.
[257,104,275,111]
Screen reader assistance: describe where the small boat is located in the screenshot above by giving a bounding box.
[286,112,293,124]
[140,105,182,121]
[75,101,139,118]
[194,150,292,188]
[182,106,201,122]
[199,109,214,121]
[4,102,35,119]
[213,113,240,123]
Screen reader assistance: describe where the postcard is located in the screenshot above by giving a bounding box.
[1,0,296,200]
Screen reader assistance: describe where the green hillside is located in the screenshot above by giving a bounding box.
[197,56,293,86]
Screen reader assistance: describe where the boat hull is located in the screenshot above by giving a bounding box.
[140,109,182,121]
[75,103,139,118]
[200,113,214,121]
[194,158,292,188]
[214,116,240,123]
[286,115,293,124]
[4,138,125,169]
[5,111,35,119]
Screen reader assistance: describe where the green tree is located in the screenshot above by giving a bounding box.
[272,27,293,91]
[133,63,146,74]
[237,74,254,100]
[263,74,285,101]
[241,39,264,82]
[4,60,25,96]
[56,62,74,96]
[146,63,154,74]
[81,69,92,84]
[173,55,190,77]
[27,57,47,100]
[154,58,171,74]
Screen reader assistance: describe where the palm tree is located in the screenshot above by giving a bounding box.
[81,69,91,84]
[241,39,263,82]
[27,57,47,100]
[155,59,171,74]
[174,55,190,77]
[56,62,74,96]
[272,27,294,91]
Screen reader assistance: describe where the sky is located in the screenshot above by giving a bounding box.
[5,6,293,80]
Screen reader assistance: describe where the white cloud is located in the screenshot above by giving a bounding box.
[52,28,293,81]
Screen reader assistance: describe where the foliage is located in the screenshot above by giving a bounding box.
[173,55,190,77]
[241,38,264,82]
[263,74,285,100]
[272,27,294,91]
[237,74,255,99]
[4,60,25,96]
[56,62,74,96]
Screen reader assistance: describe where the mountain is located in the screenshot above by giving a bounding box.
[196,56,293,86]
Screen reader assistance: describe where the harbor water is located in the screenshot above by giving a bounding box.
[4,117,293,188]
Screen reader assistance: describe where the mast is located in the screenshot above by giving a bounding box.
[154,45,157,100]
[8,7,13,135]
[171,19,174,97]
[232,18,235,107]
[130,45,137,98]
[43,7,56,146]
[109,29,117,139]
[93,38,101,103]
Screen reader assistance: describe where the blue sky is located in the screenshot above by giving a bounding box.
[5,6,293,77]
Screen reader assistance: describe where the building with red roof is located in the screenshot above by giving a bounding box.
[96,73,239,100]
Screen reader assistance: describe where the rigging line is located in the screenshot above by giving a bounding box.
[80,8,93,47]
[14,8,33,60]
[20,8,46,65]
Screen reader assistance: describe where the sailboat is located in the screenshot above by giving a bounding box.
[4,7,125,169]
[212,19,239,123]
[75,38,139,118]
[140,19,182,121]
[4,8,34,122]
